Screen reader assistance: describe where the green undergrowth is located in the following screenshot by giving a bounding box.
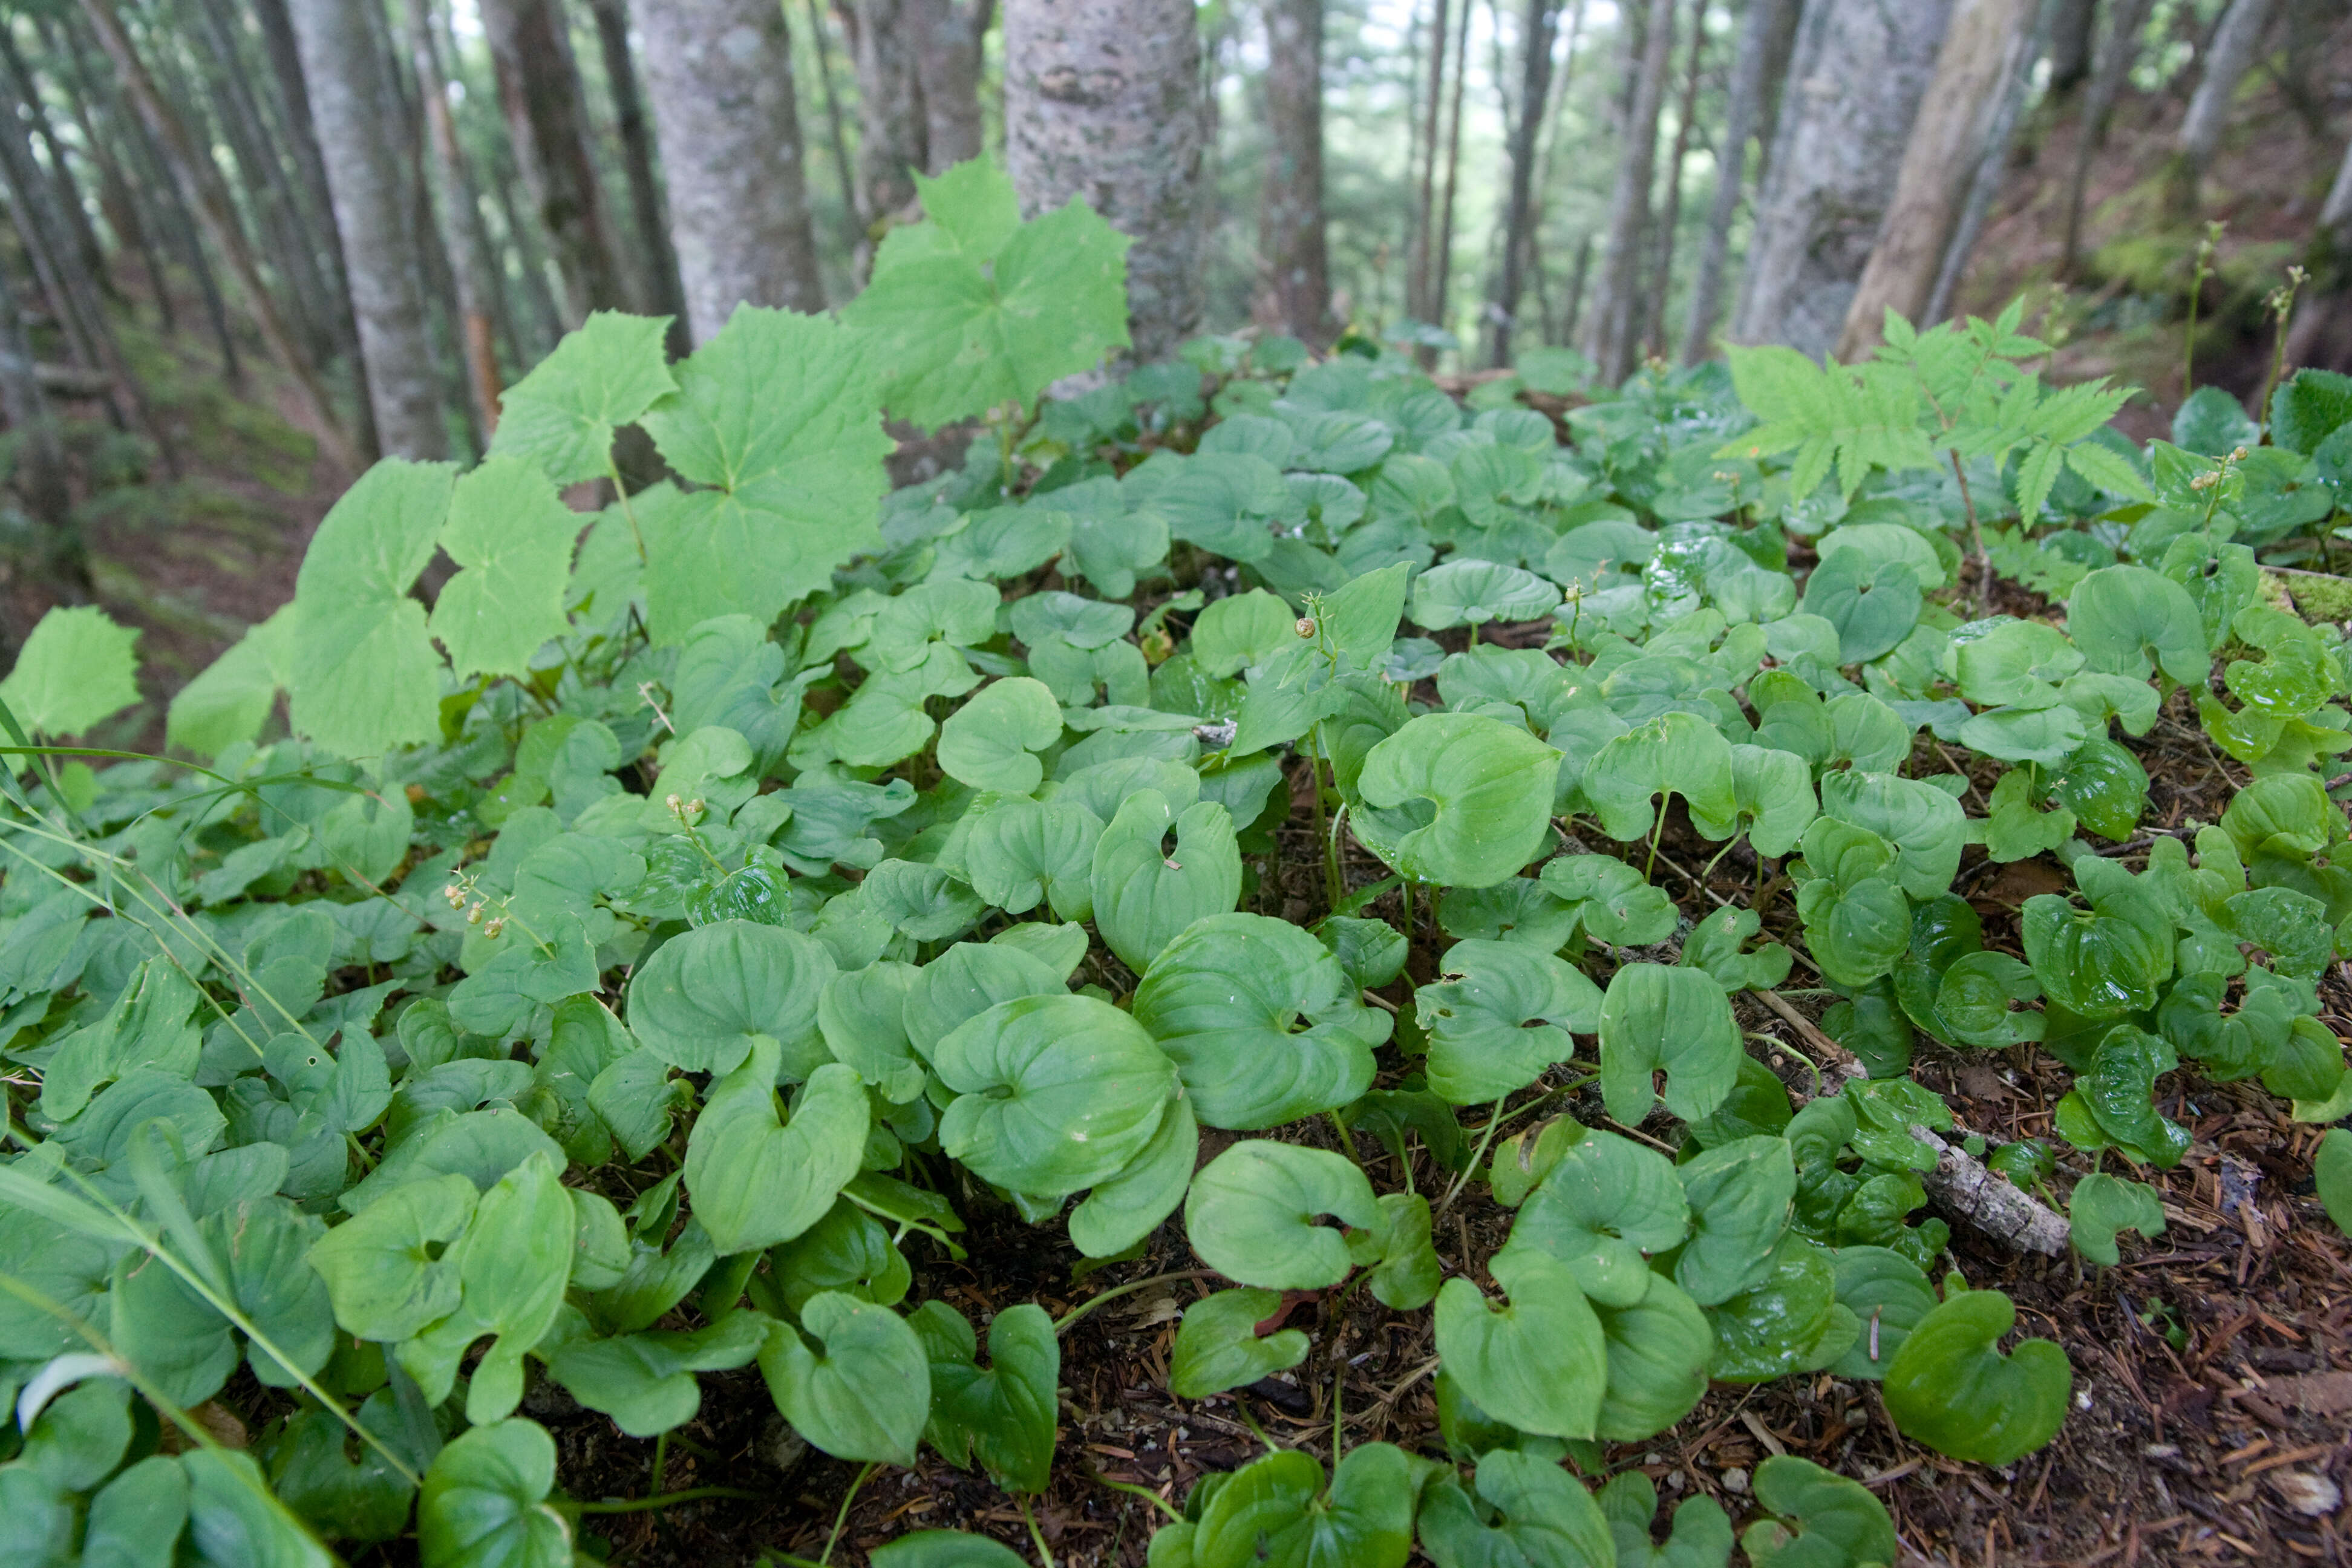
[4,156,2352,1568]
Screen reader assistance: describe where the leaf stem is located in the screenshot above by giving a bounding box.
[819,1462,880,1565]
[1949,447,1990,618]
[1053,1269,1221,1335]
[1018,1492,1056,1568]
[573,1485,763,1516]
[1432,1096,1507,1224]
[1087,1469,1183,1521]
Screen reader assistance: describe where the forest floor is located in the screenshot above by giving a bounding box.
[536,584,2352,1568]
[22,43,2352,1567]
[1955,8,2352,426]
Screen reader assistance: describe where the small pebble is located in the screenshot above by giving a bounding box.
[1720,1468,1751,1495]
[2273,1471,2342,1518]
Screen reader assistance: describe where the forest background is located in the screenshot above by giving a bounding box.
[0,0,2345,726]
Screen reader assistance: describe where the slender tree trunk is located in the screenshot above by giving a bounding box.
[1559,232,1593,344]
[60,12,237,377]
[2059,0,2153,273]
[1921,0,2047,327]
[584,0,687,338]
[635,0,825,342]
[41,21,171,333]
[1585,0,1675,383]
[1431,0,1471,351]
[2281,132,2352,367]
[186,0,345,368]
[1258,0,1330,345]
[483,128,567,361]
[0,263,91,614]
[0,57,125,417]
[289,0,447,459]
[843,0,929,249]
[1003,0,1207,364]
[1406,0,1451,330]
[79,0,352,463]
[1837,0,2036,356]
[802,0,863,275]
[1729,0,1955,356]
[477,0,627,326]
[2047,0,2096,91]
[0,32,110,299]
[910,0,990,169]
[2165,0,2278,218]
[1639,0,1708,361]
[1679,0,1797,362]
[1485,0,1562,365]
[405,0,506,435]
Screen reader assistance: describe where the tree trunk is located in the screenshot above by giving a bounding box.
[1679,0,1797,362]
[2058,0,2154,274]
[289,0,447,459]
[0,262,91,614]
[186,0,347,370]
[635,0,825,342]
[803,0,862,252]
[1559,232,1593,344]
[1921,0,2046,327]
[59,11,239,378]
[1430,0,1471,353]
[584,0,687,338]
[1406,0,1451,329]
[477,0,627,326]
[2166,0,2278,217]
[1003,0,1207,364]
[1485,0,1561,365]
[0,32,110,300]
[843,0,930,243]
[80,0,353,464]
[1837,0,2036,357]
[1639,0,1708,361]
[1584,0,1675,384]
[1729,0,1954,357]
[405,0,507,436]
[2281,132,2352,369]
[2047,0,2096,93]
[39,19,171,333]
[1258,0,1330,345]
[911,0,990,169]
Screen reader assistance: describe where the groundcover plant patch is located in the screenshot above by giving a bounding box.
[4,158,2352,1567]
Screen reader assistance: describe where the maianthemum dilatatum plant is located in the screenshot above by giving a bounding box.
[3,155,2351,1568]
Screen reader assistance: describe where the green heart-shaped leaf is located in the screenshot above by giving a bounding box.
[1434,1248,1607,1439]
[1416,939,1601,1105]
[1503,1127,1687,1307]
[684,1048,869,1255]
[757,1293,930,1466]
[935,994,1178,1195]
[1354,713,1564,889]
[1169,1286,1312,1399]
[1596,964,1740,1127]
[910,1300,1059,1493]
[1882,1288,2070,1465]
[1134,912,1387,1128]
[1184,1140,1380,1289]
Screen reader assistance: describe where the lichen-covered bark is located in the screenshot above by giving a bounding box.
[1004,0,1205,364]
[1838,0,2036,356]
[1258,0,1330,345]
[844,0,929,227]
[636,0,825,339]
[287,0,446,459]
[1583,0,1676,384]
[912,0,990,171]
[1679,0,1798,362]
[1730,0,1955,358]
